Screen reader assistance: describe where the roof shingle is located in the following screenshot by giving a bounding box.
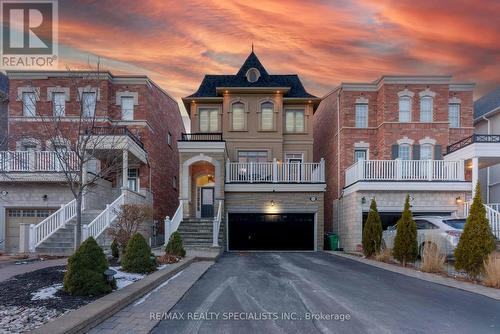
[474,87,500,120]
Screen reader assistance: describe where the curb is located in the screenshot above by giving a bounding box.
[32,257,197,334]
[324,251,500,301]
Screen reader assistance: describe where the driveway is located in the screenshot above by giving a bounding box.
[152,252,500,334]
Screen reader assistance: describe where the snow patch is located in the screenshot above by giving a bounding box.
[31,284,63,301]
[110,267,145,290]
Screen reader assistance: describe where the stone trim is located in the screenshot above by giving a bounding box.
[449,96,461,104]
[116,91,139,105]
[419,88,436,98]
[46,87,70,101]
[45,137,71,150]
[78,86,101,101]
[16,87,40,101]
[354,141,370,149]
[355,96,369,104]
[397,88,415,98]
[396,136,414,145]
[16,137,42,150]
[418,136,437,145]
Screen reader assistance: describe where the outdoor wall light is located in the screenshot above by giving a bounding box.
[104,268,117,282]
[270,200,275,207]
[456,196,463,204]
[0,190,7,196]
[42,194,48,201]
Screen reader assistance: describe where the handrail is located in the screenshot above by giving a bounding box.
[83,194,125,241]
[164,201,184,245]
[84,126,145,149]
[447,134,500,154]
[213,200,223,247]
[0,151,79,172]
[29,199,77,251]
[464,201,500,239]
[180,133,223,142]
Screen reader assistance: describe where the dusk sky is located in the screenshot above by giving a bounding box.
[54,0,500,115]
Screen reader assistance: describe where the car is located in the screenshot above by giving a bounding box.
[382,216,466,258]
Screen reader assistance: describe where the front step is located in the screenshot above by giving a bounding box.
[176,218,225,249]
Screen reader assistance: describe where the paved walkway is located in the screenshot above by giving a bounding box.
[0,258,67,282]
[88,261,213,334]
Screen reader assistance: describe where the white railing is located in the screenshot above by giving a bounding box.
[164,201,184,246]
[226,159,325,183]
[29,199,77,252]
[0,151,79,172]
[345,159,465,186]
[83,194,125,240]
[464,202,500,239]
[213,200,223,247]
[486,203,500,212]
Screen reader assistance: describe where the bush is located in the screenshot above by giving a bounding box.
[63,237,114,296]
[108,204,153,253]
[392,194,418,267]
[483,253,500,288]
[121,233,156,274]
[455,183,496,279]
[111,239,119,259]
[165,231,186,257]
[362,198,383,257]
[420,239,445,273]
[375,248,392,263]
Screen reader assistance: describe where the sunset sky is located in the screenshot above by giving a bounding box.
[49,0,500,114]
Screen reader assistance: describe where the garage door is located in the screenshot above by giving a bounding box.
[5,208,55,253]
[228,213,315,251]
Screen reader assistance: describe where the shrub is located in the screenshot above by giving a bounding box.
[420,239,445,273]
[483,253,500,288]
[63,237,114,296]
[362,198,383,257]
[375,248,392,263]
[108,204,153,253]
[392,194,418,267]
[121,233,156,274]
[111,239,119,259]
[455,183,496,279]
[165,231,186,257]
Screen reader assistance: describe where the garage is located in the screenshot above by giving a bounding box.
[5,208,55,253]
[228,213,315,251]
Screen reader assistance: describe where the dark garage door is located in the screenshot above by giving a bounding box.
[228,213,314,251]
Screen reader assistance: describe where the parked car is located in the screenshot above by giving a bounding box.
[382,216,465,258]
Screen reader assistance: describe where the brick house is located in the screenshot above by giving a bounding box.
[0,71,184,254]
[313,76,497,251]
[167,51,326,251]
[0,73,7,150]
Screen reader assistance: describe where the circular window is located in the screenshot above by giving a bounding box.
[246,68,260,83]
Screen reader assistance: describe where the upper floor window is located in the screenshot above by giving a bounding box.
[199,108,219,132]
[260,102,274,131]
[420,96,433,122]
[82,92,96,117]
[22,92,36,117]
[449,104,460,128]
[52,92,66,117]
[128,168,139,192]
[246,68,260,83]
[399,96,411,122]
[420,144,433,160]
[398,144,411,160]
[355,104,368,128]
[354,149,367,162]
[231,102,245,131]
[167,132,172,146]
[285,109,305,132]
[238,151,268,163]
[121,96,134,120]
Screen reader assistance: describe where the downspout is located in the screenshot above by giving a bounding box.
[336,88,343,248]
[482,115,491,203]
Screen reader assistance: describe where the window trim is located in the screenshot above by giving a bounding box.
[121,96,135,121]
[354,148,368,163]
[355,103,369,128]
[419,96,434,122]
[197,107,220,133]
[285,108,306,133]
[127,168,140,192]
[237,150,269,163]
[230,100,247,131]
[259,101,275,131]
[398,96,412,122]
[448,103,461,128]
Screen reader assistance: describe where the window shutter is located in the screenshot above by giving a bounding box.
[412,145,420,160]
[391,144,399,159]
[434,145,442,160]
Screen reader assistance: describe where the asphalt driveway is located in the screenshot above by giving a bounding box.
[152,252,499,334]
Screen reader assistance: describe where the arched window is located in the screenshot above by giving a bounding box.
[420,144,433,160]
[420,96,433,122]
[260,102,274,130]
[399,96,411,122]
[231,102,245,131]
[398,144,411,160]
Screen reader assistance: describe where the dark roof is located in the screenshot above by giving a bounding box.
[474,87,500,120]
[186,52,316,99]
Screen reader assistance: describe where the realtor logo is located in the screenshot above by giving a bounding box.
[0,0,58,67]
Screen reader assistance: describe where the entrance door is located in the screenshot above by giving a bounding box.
[201,187,214,218]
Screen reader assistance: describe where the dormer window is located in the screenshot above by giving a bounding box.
[246,68,260,83]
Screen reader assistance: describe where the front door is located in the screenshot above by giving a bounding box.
[201,187,214,218]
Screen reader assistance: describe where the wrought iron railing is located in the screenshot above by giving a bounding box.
[84,126,144,149]
[180,133,223,142]
[447,134,500,154]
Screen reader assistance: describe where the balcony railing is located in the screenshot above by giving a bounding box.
[447,134,500,154]
[226,159,325,183]
[180,133,223,142]
[345,159,465,187]
[83,126,144,149]
[0,151,79,172]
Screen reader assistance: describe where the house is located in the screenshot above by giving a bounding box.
[313,76,496,252]
[0,71,184,254]
[169,51,326,251]
[0,73,7,150]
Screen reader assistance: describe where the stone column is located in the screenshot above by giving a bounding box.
[472,157,479,196]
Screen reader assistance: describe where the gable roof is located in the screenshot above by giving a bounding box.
[185,52,316,99]
[474,87,500,120]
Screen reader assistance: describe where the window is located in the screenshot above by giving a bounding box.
[399,96,411,122]
[82,92,96,117]
[231,102,245,131]
[354,149,367,162]
[449,104,460,128]
[398,144,410,160]
[52,92,65,117]
[199,108,218,132]
[285,153,303,163]
[261,102,274,130]
[238,151,268,163]
[167,132,172,146]
[173,176,177,190]
[128,168,139,192]
[121,96,134,120]
[355,104,368,128]
[285,109,305,132]
[22,92,36,116]
[246,68,260,83]
[420,144,433,160]
[420,96,433,122]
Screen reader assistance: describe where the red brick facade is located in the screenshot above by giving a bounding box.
[314,77,474,232]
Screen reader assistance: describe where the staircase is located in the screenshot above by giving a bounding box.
[35,210,103,256]
[177,218,225,249]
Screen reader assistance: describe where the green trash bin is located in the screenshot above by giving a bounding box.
[327,234,339,251]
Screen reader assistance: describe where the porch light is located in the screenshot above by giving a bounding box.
[456,196,463,204]
[270,200,275,207]
[104,268,117,282]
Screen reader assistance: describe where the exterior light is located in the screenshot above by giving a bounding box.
[276,90,280,94]
[225,90,228,94]
[308,100,312,103]
[456,196,463,204]
[1,190,8,196]
[104,268,117,282]
[270,200,275,207]
[310,196,317,202]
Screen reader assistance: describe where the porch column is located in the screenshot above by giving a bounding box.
[471,157,479,196]
[81,160,87,210]
[122,150,128,189]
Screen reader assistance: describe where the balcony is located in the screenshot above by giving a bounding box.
[180,133,223,142]
[0,151,79,172]
[84,126,144,149]
[345,159,465,187]
[447,134,500,154]
[226,160,325,183]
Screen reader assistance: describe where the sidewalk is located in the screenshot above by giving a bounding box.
[0,258,67,282]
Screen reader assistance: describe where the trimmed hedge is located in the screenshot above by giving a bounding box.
[165,231,186,257]
[121,233,156,274]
